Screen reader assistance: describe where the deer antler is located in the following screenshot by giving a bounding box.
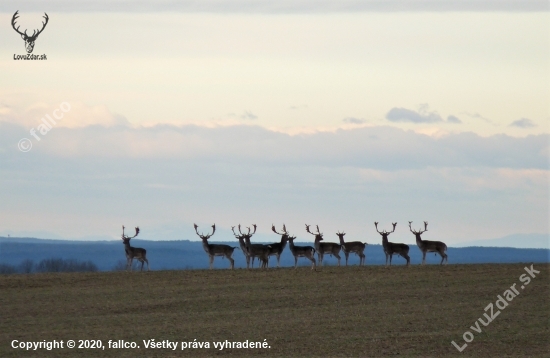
[424,221,428,232]
[251,224,257,235]
[305,224,315,235]
[374,222,383,234]
[316,225,322,236]
[11,11,48,39]
[409,221,418,234]
[11,11,24,36]
[194,223,214,239]
[391,222,397,233]
[231,226,239,237]
[36,13,49,37]
[272,224,285,235]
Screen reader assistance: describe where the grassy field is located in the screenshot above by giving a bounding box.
[1,263,548,357]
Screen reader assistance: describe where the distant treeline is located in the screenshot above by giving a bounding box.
[0,237,549,272]
[0,258,98,274]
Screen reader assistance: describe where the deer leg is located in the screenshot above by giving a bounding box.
[144,258,150,271]
[229,257,235,269]
[277,255,281,268]
[404,254,410,266]
[422,251,427,265]
[335,252,341,266]
[251,257,255,268]
[345,252,349,266]
[311,256,316,270]
[140,259,144,271]
[209,255,214,270]
[128,258,133,271]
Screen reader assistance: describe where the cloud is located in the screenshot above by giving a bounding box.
[386,107,443,123]
[0,101,129,129]
[240,111,258,120]
[510,118,536,128]
[461,112,493,124]
[1,1,545,13]
[1,122,547,170]
[446,115,461,124]
[342,117,366,124]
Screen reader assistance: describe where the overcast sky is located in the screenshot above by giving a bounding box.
[0,1,548,246]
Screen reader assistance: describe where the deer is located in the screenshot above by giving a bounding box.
[336,231,367,266]
[306,224,341,267]
[12,11,49,53]
[409,221,448,265]
[240,225,270,269]
[374,222,410,267]
[268,224,290,267]
[231,225,251,269]
[287,235,316,270]
[193,224,237,269]
[121,225,150,271]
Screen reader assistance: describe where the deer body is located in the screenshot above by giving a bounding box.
[336,232,367,266]
[269,225,290,267]
[288,236,316,270]
[238,224,270,269]
[194,224,236,269]
[306,224,341,266]
[409,221,448,265]
[375,222,410,267]
[232,226,251,269]
[121,225,149,271]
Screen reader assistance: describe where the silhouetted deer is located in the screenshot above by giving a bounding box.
[121,225,149,271]
[409,221,448,265]
[374,222,410,267]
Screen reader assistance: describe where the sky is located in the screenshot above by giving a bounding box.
[0,1,548,247]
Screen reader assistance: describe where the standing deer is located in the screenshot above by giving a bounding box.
[287,235,316,270]
[121,225,150,271]
[409,221,448,265]
[306,224,341,266]
[194,224,237,269]
[231,225,251,269]
[240,225,270,269]
[269,224,290,267]
[374,222,410,267]
[336,231,367,266]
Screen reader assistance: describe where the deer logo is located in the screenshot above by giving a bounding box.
[12,11,49,54]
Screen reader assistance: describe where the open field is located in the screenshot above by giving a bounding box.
[1,263,548,357]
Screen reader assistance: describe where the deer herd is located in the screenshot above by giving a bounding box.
[120,221,448,271]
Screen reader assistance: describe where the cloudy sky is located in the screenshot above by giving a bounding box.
[0,1,548,246]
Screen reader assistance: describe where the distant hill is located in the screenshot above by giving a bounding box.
[1,236,548,272]
[455,233,549,249]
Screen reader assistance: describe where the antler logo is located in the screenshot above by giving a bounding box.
[11,10,49,54]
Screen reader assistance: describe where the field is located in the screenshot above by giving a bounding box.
[1,263,548,357]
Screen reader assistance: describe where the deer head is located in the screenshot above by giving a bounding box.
[305,224,323,241]
[121,225,140,244]
[12,11,49,53]
[194,223,216,240]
